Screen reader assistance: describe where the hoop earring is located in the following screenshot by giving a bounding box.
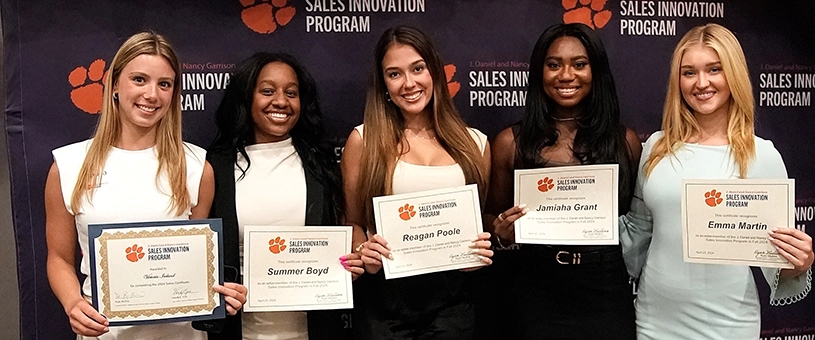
[113,92,119,101]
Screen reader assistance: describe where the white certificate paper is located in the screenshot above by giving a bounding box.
[681,178,794,268]
[88,219,225,326]
[373,184,485,279]
[514,164,619,245]
[243,226,353,312]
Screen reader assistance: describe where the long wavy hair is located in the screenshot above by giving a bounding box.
[71,32,188,215]
[210,52,344,220]
[517,23,636,213]
[645,23,755,178]
[357,25,488,232]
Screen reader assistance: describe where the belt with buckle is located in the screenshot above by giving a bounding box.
[553,247,621,265]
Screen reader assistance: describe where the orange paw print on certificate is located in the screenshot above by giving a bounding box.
[537,177,555,192]
[125,244,145,263]
[241,0,296,34]
[399,204,416,221]
[269,237,287,254]
[705,189,723,207]
[562,0,612,29]
[444,64,461,98]
[68,59,106,114]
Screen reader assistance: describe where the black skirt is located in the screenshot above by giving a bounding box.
[353,269,476,340]
[476,244,636,340]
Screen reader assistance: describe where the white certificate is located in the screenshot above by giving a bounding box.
[514,164,619,245]
[681,178,794,268]
[373,184,484,279]
[88,219,225,326]
[243,226,353,312]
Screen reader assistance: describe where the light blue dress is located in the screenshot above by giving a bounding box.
[620,131,811,340]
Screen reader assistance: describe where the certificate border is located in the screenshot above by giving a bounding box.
[514,164,619,245]
[681,180,795,268]
[374,184,484,279]
[87,218,225,326]
[243,226,354,312]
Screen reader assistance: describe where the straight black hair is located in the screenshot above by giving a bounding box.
[517,23,636,213]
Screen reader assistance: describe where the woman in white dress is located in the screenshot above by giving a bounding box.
[45,32,245,339]
[342,25,493,339]
[620,23,813,339]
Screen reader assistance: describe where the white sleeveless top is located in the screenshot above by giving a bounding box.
[52,139,206,340]
[234,138,308,340]
[353,124,487,195]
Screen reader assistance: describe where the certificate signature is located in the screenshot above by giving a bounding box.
[314,292,344,303]
[448,251,477,264]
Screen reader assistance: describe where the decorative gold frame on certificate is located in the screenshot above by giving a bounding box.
[97,227,217,318]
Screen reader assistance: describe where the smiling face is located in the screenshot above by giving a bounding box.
[543,36,593,113]
[382,43,434,117]
[114,54,176,132]
[679,45,731,118]
[251,61,301,144]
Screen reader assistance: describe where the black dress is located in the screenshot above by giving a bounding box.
[476,156,636,340]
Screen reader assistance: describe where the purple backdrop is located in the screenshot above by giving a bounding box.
[3,0,814,338]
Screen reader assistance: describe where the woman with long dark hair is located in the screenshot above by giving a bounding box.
[483,23,640,339]
[206,52,362,339]
[342,26,493,339]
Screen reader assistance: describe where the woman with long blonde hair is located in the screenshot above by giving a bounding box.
[45,32,244,339]
[620,23,812,339]
[342,25,493,339]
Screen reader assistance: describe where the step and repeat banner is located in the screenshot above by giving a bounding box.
[3,1,814,338]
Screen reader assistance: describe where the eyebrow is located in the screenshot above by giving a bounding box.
[129,71,175,81]
[384,59,425,72]
[545,55,589,61]
[257,80,298,87]
[680,61,722,68]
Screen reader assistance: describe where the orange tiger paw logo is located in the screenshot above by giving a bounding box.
[125,244,145,263]
[705,189,723,207]
[269,237,287,254]
[537,177,555,192]
[444,64,460,98]
[241,0,296,34]
[68,59,106,114]
[562,0,612,29]
[399,204,416,221]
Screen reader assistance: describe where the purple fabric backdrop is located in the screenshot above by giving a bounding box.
[3,0,814,338]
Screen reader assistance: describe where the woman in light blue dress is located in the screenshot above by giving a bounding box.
[620,23,813,339]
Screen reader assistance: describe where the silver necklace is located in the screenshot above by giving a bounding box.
[553,116,582,122]
[405,128,436,140]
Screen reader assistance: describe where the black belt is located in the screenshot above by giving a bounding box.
[528,245,622,265]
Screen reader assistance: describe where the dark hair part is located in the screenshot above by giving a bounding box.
[517,23,636,213]
[211,52,344,219]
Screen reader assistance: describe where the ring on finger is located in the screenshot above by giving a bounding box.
[497,213,505,222]
[354,242,365,253]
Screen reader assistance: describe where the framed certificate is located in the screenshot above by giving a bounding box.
[373,184,485,279]
[87,219,225,326]
[514,164,619,245]
[243,226,354,312]
[681,178,794,268]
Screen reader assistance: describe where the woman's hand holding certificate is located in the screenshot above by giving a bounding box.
[514,165,619,245]
[680,178,800,268]
[372,184,489,279]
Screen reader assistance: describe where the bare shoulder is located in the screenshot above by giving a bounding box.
[493,127,517,152]
[624,127,643,162]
